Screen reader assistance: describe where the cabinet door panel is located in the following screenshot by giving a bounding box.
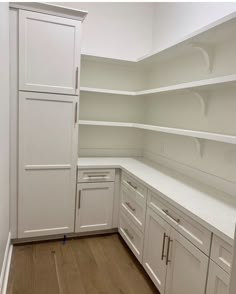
[143,207,170,293]
[206,261,229,294]
[75,182,114,232]
[18,92,78,238]
[19,10,81,94]
[165,230,208,294]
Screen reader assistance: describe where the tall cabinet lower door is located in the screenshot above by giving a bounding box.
[18,91,78,238]
[165,229,208,294]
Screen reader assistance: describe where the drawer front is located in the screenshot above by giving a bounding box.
[78,169,115,183]
[122,172,147,201]
[119,211,144,262]
[121,185,146,232]
[211,235,233,274]
[148,190,211,255]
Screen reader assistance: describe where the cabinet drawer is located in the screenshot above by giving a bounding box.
[211,235,233,274]
[120,185,146,232]
[148,190,211,255]
[78,169,115,183]
[122,172,147,201]
[119,211,144,263]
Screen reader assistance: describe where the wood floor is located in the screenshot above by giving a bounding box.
[7,233,159,294]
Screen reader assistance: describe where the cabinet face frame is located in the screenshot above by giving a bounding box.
[18,91,78,238]
[19,10,81,95]
[75,181,114,232]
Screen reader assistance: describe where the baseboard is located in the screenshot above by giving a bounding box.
[143,150,236,198]
[12,228,118,245]
[0,232,13,294]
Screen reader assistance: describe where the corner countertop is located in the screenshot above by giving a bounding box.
[77,157,236,245]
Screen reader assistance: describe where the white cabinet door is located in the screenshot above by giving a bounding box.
[207,261,229,294]
[143,207,170,293]
[19,10,81,94]
[75,182,114,232]
[165,229,209,294]
[18,91,78,238]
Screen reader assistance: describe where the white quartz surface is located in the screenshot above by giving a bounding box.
[78,157,236,244]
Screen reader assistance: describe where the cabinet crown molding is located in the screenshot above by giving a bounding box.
[10,2,88,22]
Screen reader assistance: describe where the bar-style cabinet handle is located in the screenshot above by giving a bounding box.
[162,209,180,224]
[166,237,173,265]
[125,201,136,212]
[127,181,137,190]
[78,190,81,209]
[75,66,79,89]
[74,102,78,124]
[161,232,168,260]
[124,228,134,240]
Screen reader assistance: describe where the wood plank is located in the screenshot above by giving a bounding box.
[7,234,159,294]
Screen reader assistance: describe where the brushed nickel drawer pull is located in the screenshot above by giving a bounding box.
[162,209,180,224]
[127,181,137,190]
[125,202,136,212]
[161,232,168,261]
[166,237,173,265]
[87,174,108,177]
[124,228,134,240]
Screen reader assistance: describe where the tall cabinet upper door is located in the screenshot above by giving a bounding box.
[19,10,81,95]
[165,229,208,294]
[18,91,78,238]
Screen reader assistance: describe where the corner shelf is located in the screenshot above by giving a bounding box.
[79,120,134,128]
[80,74,236,97]
[80,87,136,96]
[82,12,236,66]
[79,120,236,145]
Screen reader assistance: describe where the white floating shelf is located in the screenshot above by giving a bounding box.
[79,120,134,128]
[82,13,236,65]
[79,120,236,145]
[80,74,236,97]
[80,87,136,96]
[136,74,236,96]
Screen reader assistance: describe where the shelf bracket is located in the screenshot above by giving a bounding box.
[190,42,214,73]
[193,138,204,157]
[189,90,209,116]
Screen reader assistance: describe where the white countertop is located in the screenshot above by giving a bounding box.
[77,157,236,245]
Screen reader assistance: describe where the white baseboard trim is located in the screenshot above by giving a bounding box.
[0,232,13,294]
[144,150,236,198]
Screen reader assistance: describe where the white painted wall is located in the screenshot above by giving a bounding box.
[56,2,154,60]
[152,2,236,52]
[0,1,10,278]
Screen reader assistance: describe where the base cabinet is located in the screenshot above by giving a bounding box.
[143,207,208,294]
[165,229,208,294]
[143,207,170,293]
[75,181,114,232]
[206,261,229,294]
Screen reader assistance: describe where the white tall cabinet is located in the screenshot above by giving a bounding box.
[10,3,87,238]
